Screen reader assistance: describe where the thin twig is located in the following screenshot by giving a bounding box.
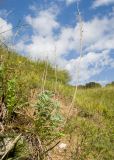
[65,1,83,122]
[54,45,58,95]
[0,24,28,35]
[42,141,60,156]
[41,56,48,92]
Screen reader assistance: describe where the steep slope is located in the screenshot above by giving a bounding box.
[0,46,114,160]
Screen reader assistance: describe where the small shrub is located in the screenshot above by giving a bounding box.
[35,91,63,142]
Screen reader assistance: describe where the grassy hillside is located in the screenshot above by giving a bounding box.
[0,46,114,160]
[64,87,114,159]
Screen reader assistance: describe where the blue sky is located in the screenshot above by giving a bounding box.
[0,0,114,85]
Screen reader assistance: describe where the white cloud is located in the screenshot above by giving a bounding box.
[86,36,114,52]
[65,50,114,84]
[22,7,76,62]
[65,0,79,5]
[83,16,114,52]
[92,0,114,8]
[58,0,80,5]
[26,7,59,37]
[0,17,13,41]
[15,6,114,84]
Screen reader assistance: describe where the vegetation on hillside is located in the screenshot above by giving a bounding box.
[0,46,114,159]
[0,46,68,159]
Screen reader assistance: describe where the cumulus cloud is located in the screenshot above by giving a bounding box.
[66,50,114,84]
[65,0,79,5]
[15,5,114,84]
[92,0,114,8]
[0,17,13,41]
[84,17,114,52]
[21,6,77,62]
[26,7,60,37]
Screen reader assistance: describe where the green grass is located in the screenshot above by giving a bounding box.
[0,46,114,159]
[64,87,114,159]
